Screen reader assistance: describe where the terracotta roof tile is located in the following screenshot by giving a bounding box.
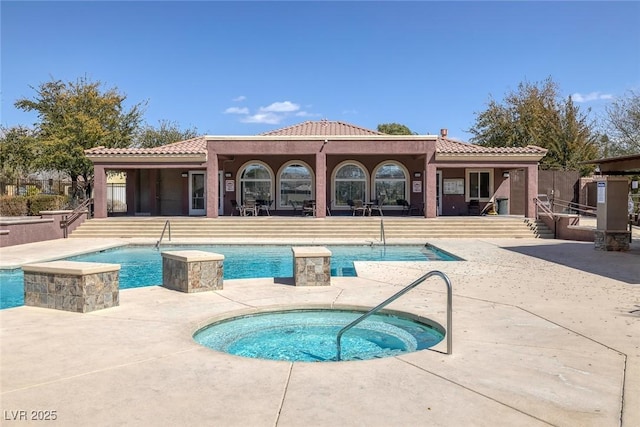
[436,138,547,155]
[260,120,383,136]
[86,137,207,155]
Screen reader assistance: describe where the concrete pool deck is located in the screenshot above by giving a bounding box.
[1,237,639,426]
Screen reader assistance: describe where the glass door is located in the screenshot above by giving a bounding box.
[189,171,206,216]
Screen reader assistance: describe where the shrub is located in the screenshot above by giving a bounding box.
[27,195,69,215]
[0,196,29,216]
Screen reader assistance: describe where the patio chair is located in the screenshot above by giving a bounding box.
[352,199,368,216]
[257,199,272,216]
[397,199,419,216]
[370,196,385,216]
[231,200,245,216]
[244,199,258,216]
[302,200,316,216]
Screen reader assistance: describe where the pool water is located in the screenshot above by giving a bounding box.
[0,244,458,309]
[193,309,445,362]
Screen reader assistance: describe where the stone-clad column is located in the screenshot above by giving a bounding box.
[162,250,224,292]
[292,246,331,286]
[23,261,120,313]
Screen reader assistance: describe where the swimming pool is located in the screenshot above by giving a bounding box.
[0,244,459,309]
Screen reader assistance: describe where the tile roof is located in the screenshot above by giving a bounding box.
[436,138,547,155]
[86,137,207,156]
[260,120,383,136]
[85,123,546,158]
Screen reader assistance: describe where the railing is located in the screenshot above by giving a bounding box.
[335,270,452,361]
[534,197,554,220]
[155,220,171,250]
[61,198,93,238]
[380,218,386,246]
[550,198,597,217]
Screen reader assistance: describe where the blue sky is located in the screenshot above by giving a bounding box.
[2,1,639,141]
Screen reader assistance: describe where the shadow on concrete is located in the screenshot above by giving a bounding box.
[274,277,295,286]
[501,239,640,285]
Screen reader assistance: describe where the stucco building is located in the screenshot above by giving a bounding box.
[86,120,547,218]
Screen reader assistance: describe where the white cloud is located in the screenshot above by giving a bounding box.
[240,112,283,124]
[232,96,246,102]
[571,92,614,103]
[259,101,300,113]
[295,111,321,117]
[224,107,249,115]
[342,109,358,115]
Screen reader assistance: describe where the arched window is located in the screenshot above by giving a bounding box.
[333,162,368,207]
[239,162,273,204]
[373,162,408,205]
[278,162,313,208]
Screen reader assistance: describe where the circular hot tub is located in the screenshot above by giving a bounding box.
[193,309,445,362]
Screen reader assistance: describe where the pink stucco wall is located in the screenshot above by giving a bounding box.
[0,210,87,247]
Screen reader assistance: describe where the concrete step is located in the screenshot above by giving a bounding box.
[70,217,552,239]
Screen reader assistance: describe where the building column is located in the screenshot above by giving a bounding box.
[425,153,437,218]
[524,164,539,218]
[315,152,327,218]
[93,165,107,218]
[207,153,219,218]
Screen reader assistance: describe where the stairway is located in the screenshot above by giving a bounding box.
[70,216,555,240]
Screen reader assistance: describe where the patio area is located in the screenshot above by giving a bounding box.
[1,237,638,426]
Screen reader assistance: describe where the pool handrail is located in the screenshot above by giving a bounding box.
[155,220,171,250]
[335,270,452,361]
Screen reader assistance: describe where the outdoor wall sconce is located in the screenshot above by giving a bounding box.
[414,172,421,178]
[181,172,188,178]
[225,172,232,178]
[502,172,510,178]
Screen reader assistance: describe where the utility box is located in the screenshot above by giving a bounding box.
[595,177,630,251]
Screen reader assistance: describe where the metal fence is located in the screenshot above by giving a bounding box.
[0,178,72,196]
[107,183,127,213]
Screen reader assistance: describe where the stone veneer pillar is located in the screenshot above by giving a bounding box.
[292,246,331,286]
[23,261,120,313]
[594,230,631,251]
[162,250,224,292]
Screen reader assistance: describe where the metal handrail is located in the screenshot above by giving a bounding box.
[335,270,452,361]
[155,220,171,250]
[380,218,386,246]
[534,197,554,219]
[61,198,93,238]
[551,198,597,217]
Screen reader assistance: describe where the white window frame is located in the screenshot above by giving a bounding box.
[237,161,274,204]
[276,160,314,209]
[371,161,409,209]
[465,169,493,202]
[331,160,369,209]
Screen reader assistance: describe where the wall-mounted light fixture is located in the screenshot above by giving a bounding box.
[225,172,232,178]
[414,172,421,178]
[502,172,510,178]
[181,172,188,178]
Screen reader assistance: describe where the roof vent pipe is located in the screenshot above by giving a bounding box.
[440,128,448,138]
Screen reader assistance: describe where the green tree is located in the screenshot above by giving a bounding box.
[468,77,597,173]
[377,123,416,135]
[134,119,198,148]
[604,90,640,156]
[14,77,145,197]
[0,126,39,180]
